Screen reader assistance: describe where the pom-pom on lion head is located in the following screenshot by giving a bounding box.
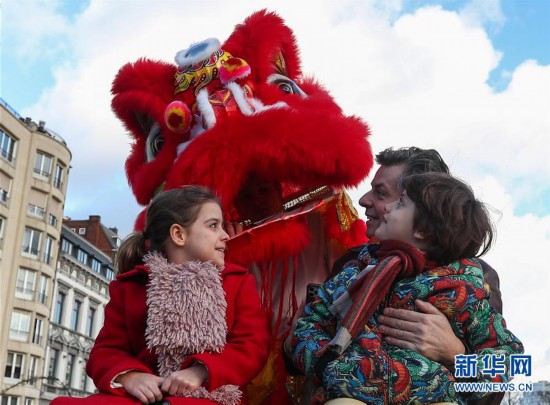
[112,10,373,265]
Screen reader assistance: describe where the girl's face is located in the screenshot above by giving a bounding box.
[374,191,425,249]
[179,202,229,266]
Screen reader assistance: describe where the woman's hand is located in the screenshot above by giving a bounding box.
[116,371,164,404]
[161,364,209,396]
[377,299,465,367]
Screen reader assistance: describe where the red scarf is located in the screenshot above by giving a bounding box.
[316,240,426,378]
[340,240,426,342]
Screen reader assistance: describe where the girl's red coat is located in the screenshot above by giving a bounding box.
[54,262,269,404]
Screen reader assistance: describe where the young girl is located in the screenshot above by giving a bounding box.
[52,186,269,405]
[291,173,523,404]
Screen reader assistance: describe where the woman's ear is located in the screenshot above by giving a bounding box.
[169,224,187,247]
[413,229,432,251]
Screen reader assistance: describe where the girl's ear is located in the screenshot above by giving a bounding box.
[413,229,427,240]
[169,224,187,247]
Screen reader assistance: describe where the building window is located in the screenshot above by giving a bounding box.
[0,188,8,204]
[1,396,20,405]
[4,352,24,379]
[60,238,73,255]
[105,266,115,281]
[48,213,58,227]
[28,356,39,385]
[53,290,66,324]
[43,235,55,265]
[24,398,34,405]
[0,172,11,205]
[0,215,5,247]
[47,349,58,378]
[15,268,36,301]
[91,258,102,273]
[0,129,17,163]
[71,300,82,331]
[26,204,45,219]
[33,152,53,179]
[38,275,49,305]
[9,311,31,342]
[65,354,75,387]
[86,307,96,337]
[32,317,44,345]
[21,227,42,257]
[76,249,88,264]
[54,164,64,189]
[78,227,86,235]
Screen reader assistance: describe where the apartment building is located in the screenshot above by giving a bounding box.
[40,223,114,403]
[1,99,71,405]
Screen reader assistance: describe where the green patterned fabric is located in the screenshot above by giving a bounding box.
[291,244,523,404]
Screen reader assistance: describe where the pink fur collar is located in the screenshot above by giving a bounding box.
[144,252,241,405]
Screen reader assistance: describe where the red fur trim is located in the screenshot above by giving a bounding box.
[134,208,147,231]
[165,108,372,210]
[113,11,374,266]
[111,58,176,138]
[223,10,302,81]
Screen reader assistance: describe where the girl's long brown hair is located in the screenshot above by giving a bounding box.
[115,186,219,274]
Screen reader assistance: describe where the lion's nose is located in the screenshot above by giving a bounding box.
[209,88,242,121]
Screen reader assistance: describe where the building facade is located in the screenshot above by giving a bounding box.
[1,99,71,405]
[39,223,115,403]
[63,216,121,262]
[521,380,550,404]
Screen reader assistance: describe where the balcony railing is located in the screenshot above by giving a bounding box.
[49,214,58,227]
[43,252,53,265]
[21,245,40,258]
[9,329,29,342]
[0,189,8,204]
[38,291,49,305]
[1,148,15,163]
[54,177,63,189]
[15,286,35,301]
[33,168,51,179]
[27,204,46,219]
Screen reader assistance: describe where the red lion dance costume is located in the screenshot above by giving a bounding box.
[113,10,373,405]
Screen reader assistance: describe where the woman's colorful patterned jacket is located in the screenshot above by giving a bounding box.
[291,244,523,404]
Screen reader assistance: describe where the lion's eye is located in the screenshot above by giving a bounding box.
[277,82,293,94]
[267,73,306,97]
[146,122,163,162]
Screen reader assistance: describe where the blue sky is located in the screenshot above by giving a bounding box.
[2,0,550,380]
[3,0,548,218]
[2,0,549,113]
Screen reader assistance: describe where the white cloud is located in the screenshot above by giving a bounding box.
[7,0,550,380]
[472,176,550,382]
[3,0,71,62]
[459,0,506,29]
